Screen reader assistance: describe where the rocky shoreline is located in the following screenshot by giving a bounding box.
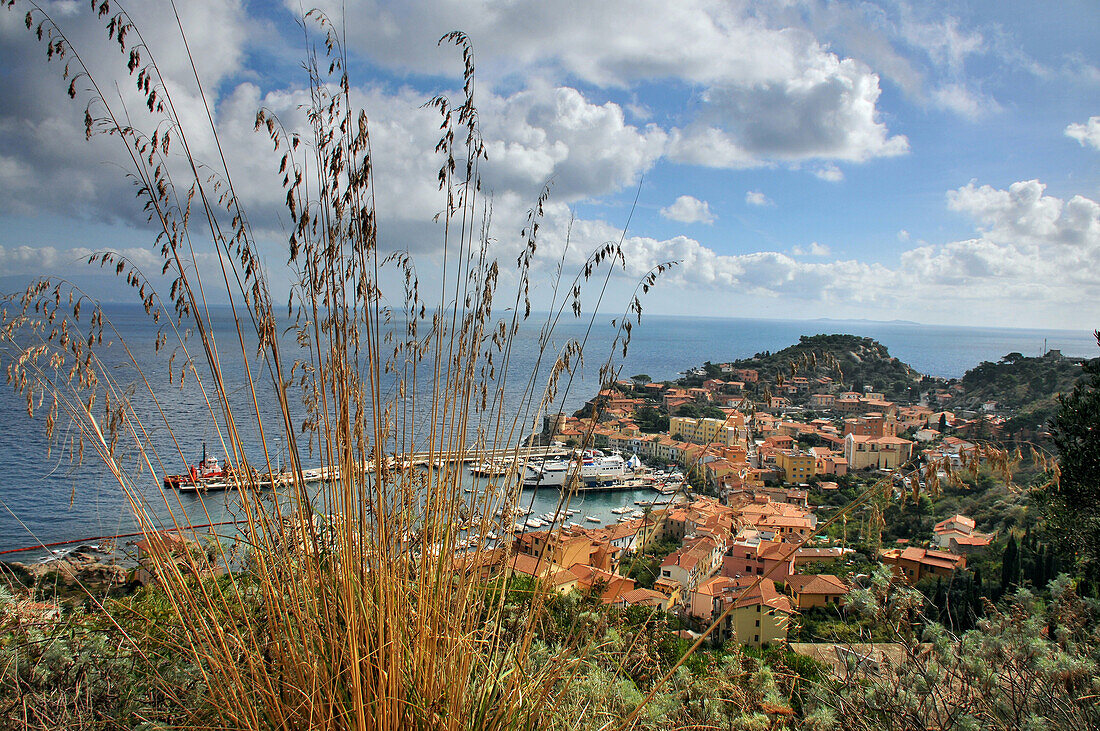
[2,545,135,598]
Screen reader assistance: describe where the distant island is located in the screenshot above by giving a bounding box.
[809,317,922,326]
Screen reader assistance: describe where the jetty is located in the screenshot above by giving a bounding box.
[395,444,571,468]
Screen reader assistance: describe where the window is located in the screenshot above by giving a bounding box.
[755,619,760,627]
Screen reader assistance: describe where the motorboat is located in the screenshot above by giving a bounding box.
[470,461,508,477]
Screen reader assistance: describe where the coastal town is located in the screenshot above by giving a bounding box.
[8,334,1076,656]
[447,335,1069,650]
[4,326,1096,727]
[2,0,1096,723]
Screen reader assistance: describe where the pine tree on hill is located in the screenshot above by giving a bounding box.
[1043,332,1100,582]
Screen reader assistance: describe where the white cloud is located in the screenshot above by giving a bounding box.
[668,52,909,166]
[579,226,895,303]
[3,1,1093,330]
[897,230,910,241]
[901,180,1100,313]
[1066,116,1100,150]
[896,11,984,74]
[946,179,1100,248]
[560,178,1100,328]
[660,196,715,225]
[0,0,255,224]
[478,85,667,202]
[0,244,163,275]
[770,1,1002,120]
[813,163,844,182]
[792,242,831,256]
[745,191,773,207]
[300,0,908,169]
[931,83,999,120]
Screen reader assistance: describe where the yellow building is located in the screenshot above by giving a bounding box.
[690,577,794,648]
[513,529,619,572]
[775,450,815,483]
[784,574,848,610]
[843,434,914,470]
[670,416,738,447]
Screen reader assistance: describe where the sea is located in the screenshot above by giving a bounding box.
[0,304,1094,556]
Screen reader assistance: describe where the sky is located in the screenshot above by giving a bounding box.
[0,0,1098,330]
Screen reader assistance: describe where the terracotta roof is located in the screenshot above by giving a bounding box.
[568,563,636,602]
[757,540,798,561]
[885,547,965,570]
[548,568,578,587]
[508,552,554,577]
[949,533,992,546]
[617,588,668,606]
[786,574,848,595]
[589,520,644,542]
[661,537,716,570]
[758,515,813,529]
[933,514,976,532]
[696,576,793,612]
[795,547,846,560]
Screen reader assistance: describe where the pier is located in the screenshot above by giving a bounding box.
[395,444,571,468]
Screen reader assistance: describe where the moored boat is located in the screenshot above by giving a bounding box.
[470,460,508,477]
[163,444,231,491]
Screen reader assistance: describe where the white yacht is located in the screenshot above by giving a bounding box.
[522,458,572,487]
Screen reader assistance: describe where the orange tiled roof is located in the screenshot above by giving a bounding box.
[785,574,848,595]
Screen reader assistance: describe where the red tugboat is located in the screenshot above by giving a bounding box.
[163,444,233,491]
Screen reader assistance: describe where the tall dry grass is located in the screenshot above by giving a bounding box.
[0,3,1042,730]
[0,3,678,728]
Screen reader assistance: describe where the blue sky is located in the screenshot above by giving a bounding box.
[1,0,1098,329]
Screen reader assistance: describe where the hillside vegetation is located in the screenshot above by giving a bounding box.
[955,352,1093,433]
[702,334,921,399]
[958,352,1087,408]
[677,336,1094,428]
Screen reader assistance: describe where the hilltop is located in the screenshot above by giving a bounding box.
[688,334,922,400]
[953,350,1092,434]
[663,334,1096,437]
[955,350,1088,409]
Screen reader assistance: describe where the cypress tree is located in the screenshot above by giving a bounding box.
[1025,540,1041,585]
[1002,534,1020,592]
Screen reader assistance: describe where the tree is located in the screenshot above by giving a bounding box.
[938,413,947,433]
[1043,332,1100,581]
[1001,534,1019,593]
[634,406,668,434]
[676,403,701,418]
[630,374,651,386]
